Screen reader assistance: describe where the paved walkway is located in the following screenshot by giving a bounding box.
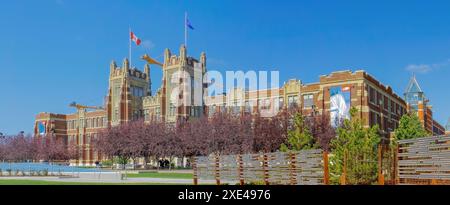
[0,172,233,184]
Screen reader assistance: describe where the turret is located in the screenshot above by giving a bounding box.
[144,63,150,81]
[164,48,171,66]
[200,51,206,73]
[180,44,187,65]
[110,60,116,75]
[123,58,129,76]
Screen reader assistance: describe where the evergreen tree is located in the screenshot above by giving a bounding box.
[280,113,316,151]
[330,107,381,185]
[394,112,429,141]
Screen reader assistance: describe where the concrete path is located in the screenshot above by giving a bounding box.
[0,172,233,184]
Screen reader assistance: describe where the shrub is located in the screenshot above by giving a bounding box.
[102,159,113,167]
[42,169,49,176]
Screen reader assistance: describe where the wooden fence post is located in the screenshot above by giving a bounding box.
[431,179,438,185]
[323,151,330,185]
[378,144,384,185]
[238,154,244,185]
[192,157,198,185]
[394,145,399,185]
[263,154,269,185]
[290,152,297,185]
[215,154,220,185]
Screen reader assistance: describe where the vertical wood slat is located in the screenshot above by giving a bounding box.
[378,144,384,185]
[394,145,399,185]
[238,154,244,185]
[192,157,198,185]
[323,151,329,185]
[215,154,220,185]
[194,149,325,185]
[289,152,297,185]
[263,154,269,185]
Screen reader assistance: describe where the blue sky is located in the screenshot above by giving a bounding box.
[1,0,450,135]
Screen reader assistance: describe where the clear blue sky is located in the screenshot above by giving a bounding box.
[1,0,450,135]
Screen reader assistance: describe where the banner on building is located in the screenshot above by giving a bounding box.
[38,121,46,135]
[330,86,351,127]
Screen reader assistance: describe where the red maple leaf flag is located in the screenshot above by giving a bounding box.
[130,31,141,46]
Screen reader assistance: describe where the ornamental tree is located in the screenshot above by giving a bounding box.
[330,107,381,185]
[393,112,430,142]
[309,114,336,152]
[280,113,316,151]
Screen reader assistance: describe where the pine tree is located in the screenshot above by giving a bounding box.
[394,112,429,141]
[280,113,316,151]
[330,107,381,185]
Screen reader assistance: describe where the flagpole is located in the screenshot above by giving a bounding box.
[129,27,132,67]
[185,12,187,48]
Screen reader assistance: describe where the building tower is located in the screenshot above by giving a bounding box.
[404,74,432,131]
[404,74,425,111]
[157,44,207,123]
[106,58,151,126]
[404,74,445,135]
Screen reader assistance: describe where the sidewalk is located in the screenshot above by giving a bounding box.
[0,172,231,184]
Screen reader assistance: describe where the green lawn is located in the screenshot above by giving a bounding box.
[0,179,185,185]
[125,172,193,179]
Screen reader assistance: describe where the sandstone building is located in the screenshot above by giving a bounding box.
[34,45,445,166]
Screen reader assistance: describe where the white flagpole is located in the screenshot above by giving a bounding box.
[185,12,187,48]
[129,27,132,67]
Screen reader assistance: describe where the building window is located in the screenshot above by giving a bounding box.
[209,105,216,116]
[288,95,298,108]
[191,106,195,117]
[221,103,227,113]
[384,96,389,110]
[155,107,161,121]
[258,98,270,110]
[303,94,314,109]
[232,101,240,114]
[390,100,395,113]
[377,91,381,105]
[369,86,376,104]
[278,97,284,110]
[144,109,150,121]
[245,101,252,113]
[263,98,270,109]
[131,86,144,97]
[169,103,176,116]
[86,134,91,145]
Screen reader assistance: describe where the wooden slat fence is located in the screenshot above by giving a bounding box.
[398,135,450,185]
[193,149,329,185]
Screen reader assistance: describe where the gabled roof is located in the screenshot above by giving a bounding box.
[405,74,423,94]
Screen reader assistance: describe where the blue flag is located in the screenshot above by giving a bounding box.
[186,18,194,30]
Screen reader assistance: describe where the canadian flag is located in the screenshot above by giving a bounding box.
[130,31,141,46]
